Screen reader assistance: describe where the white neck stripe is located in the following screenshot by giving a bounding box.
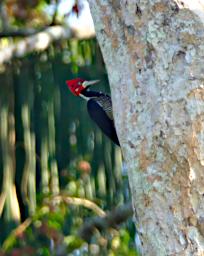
[79,94,89,101]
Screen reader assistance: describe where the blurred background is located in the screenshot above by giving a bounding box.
[0,0,136,255]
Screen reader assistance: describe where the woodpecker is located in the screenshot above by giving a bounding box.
[66,78,120,146]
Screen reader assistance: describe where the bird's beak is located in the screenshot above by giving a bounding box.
[83,80,100,87]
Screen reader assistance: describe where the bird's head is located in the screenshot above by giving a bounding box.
[66,78,100,96]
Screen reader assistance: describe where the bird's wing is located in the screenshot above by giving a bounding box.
[93,95,114,121]
[87,99,120,146]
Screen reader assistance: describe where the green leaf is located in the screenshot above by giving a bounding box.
[64,235,84,253]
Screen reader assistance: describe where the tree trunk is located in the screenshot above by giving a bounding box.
[88,0,204,255]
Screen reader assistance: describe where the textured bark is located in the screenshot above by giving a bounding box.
[88,0,204,255]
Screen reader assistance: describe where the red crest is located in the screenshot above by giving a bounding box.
[66,78,85,96]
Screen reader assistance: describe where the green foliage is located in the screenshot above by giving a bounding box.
[2,198,137,255]
[1,0,53,28]
[0,38,137,255]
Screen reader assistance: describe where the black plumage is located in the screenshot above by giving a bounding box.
[82,90,120,146]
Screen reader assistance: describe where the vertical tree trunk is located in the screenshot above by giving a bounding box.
[88,0,204,255]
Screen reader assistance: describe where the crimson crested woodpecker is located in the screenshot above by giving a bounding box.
[66,78,120,146]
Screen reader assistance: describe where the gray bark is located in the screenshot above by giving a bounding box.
[88,0,204,255]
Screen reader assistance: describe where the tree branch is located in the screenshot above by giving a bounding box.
[0,27,50,38]
[2,195,104,251]
[51,195,106,217]
[50,0,60,26]
[78,202,133,242]
[0,1,10,31]
[0,25,95,64]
